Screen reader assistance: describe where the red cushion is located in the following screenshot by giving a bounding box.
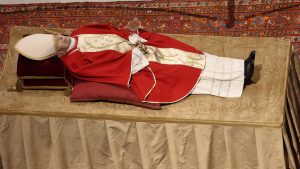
[70,79,161,110]
[17,54,74,87]
[17,54,66,77]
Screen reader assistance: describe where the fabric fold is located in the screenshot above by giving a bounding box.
[0,116,286,169]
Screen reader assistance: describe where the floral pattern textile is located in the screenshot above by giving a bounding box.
[0,0,299,73]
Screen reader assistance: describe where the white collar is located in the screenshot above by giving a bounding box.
[67,37,76,52]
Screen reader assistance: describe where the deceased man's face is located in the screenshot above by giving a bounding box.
[54,34,71,54]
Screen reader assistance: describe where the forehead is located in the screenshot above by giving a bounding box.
[53,34,64,46]
[53,34,62,48]
[54,34,63,39]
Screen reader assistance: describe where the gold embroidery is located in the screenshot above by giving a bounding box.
[78,34,132,53]
[146,46,206,69]
[77,34,206,69]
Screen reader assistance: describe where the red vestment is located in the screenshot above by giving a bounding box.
[60,24,204,103]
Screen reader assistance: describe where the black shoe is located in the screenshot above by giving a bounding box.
[244,50,255,86]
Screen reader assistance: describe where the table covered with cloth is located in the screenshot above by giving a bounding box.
[0,26,298,169]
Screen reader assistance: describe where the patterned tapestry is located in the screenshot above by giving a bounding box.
[0,0,299,75]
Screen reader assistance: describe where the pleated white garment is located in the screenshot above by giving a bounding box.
[192,53,245,98]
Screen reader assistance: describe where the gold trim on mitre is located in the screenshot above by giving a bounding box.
[14,34,57,60]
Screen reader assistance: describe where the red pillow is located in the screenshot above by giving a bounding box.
[70,79,161,110]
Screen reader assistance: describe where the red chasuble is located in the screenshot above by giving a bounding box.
[60,24,203,103]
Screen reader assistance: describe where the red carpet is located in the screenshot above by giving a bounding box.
[0,0,299,73]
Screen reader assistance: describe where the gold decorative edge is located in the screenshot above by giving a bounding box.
[18,76,65,80]
[0,109,283,128]
[19,86,68,90]
[0,51,9,81]
[18,79,67,90]
[280,43,293,127]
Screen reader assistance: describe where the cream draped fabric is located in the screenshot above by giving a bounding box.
[0,115,285,169]
[77,34,132,53]
[76,34,206,69]
[145,45,205,69]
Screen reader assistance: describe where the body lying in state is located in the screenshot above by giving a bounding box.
[15,24,255,104]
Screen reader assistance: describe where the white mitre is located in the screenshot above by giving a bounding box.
[14,34,56,60]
